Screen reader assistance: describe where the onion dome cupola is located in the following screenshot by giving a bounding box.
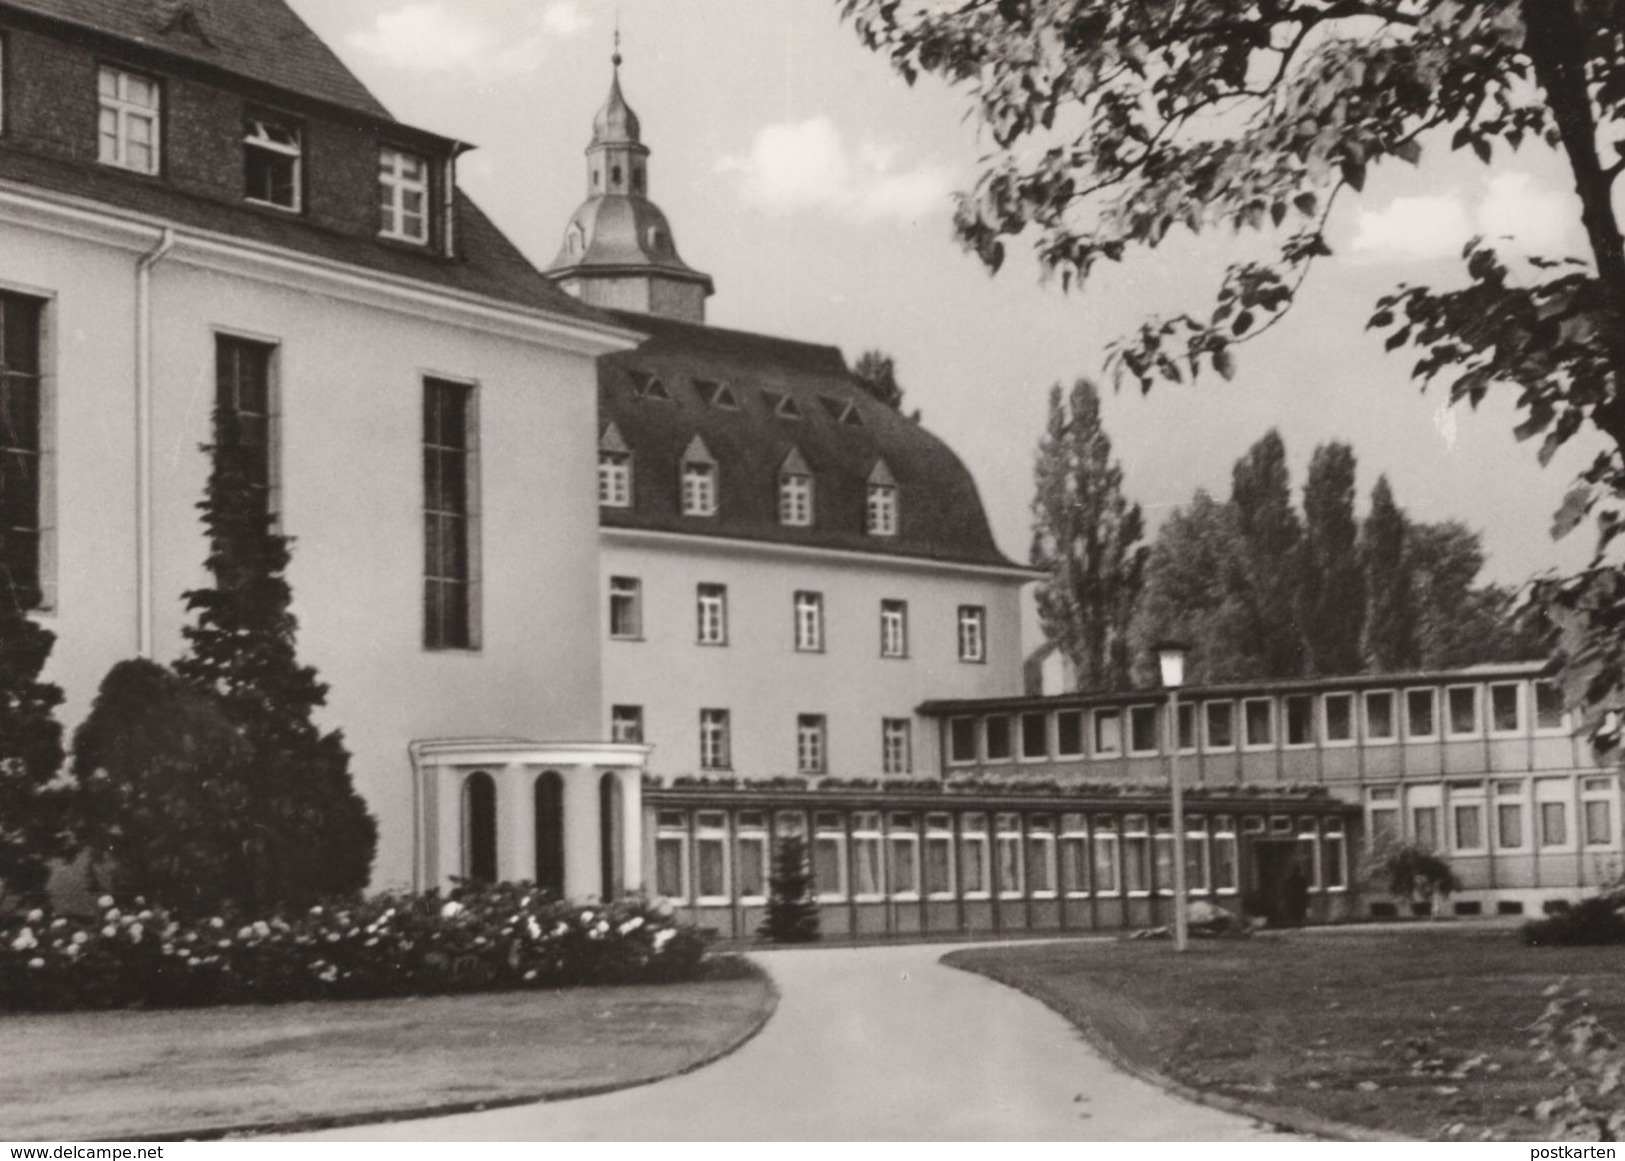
[547,43,714,324]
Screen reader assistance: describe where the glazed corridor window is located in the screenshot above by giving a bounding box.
[852,812,884,899]
[866,483,898,536]
[1407,689,1437,738]
[244,117,302,210]
[1323,693,1354,743]
[959,813,990,898]
[957,605,986,662]
[794,591,823,652]
[598,450,632,507]
[696,583,727,645]
[1129,705,1159,754]
[654,811,688,900]
[924,814,955,897]
[1204,701,1234,749]
[1448,686,1480,736]
[0,292,45,611]
[1535,681,1566,730]
[681,461,717,516]
[699,708,731,770]
[888,813,920,899]
[423,379,477,650]
[737,812,768,901]
[1243,699,1273,748]
[1021,711,1049,760]
[695,812,730,902]
[1284,695,1314,745]
[379,148,430,243]
[880,599,908,657]
[1122,814,1151,894]
[1490,683,1522,733]
[608,576,642,639]
[796,714,827,774]
[882,718,911,774]
[1094,709,1122,756]
[948,717,977,764]
[215,336,277,519]
[1060,814,1089,896]
[98,67,160,174]
[814,813,847,900]
[1026,815,1056,897]
[779,472,814,526]
[1365,692,1396,741]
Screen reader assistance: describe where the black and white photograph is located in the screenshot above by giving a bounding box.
[1,0,1624,1146]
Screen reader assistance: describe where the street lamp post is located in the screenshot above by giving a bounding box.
[1156,642,1190,953]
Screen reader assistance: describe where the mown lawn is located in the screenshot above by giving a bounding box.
[1,959,773,1141]
[947,928,1625,1141]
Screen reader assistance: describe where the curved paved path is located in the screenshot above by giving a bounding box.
[296,941,1285,1141]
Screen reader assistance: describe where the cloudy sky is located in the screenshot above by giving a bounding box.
[290,0,1602,589]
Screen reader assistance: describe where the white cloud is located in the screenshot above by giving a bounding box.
[1349,172,1579,263]
[347,2,589,77]
[718,117,958,225]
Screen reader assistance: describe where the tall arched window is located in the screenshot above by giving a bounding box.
[534,771,565,896]
[600,772,624,900]
[463,771,498,883]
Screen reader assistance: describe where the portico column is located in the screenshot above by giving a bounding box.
[563,764,604,900]
[620,768,644,893]
[501,762,533,885]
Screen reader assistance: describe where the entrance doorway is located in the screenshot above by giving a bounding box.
[1252,839,1310,926]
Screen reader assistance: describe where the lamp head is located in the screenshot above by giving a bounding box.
[1153,641,1189,689]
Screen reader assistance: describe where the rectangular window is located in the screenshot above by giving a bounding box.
[779,473,814,526]
[880,599,908,657]
[1213,816,1239,893]
[1541,801,1568,847]
[1535,681,1566,730]
[244,115,301,210]
[1243,699,1274,748]
[216,335,276,518]
[1123,814,1151,895]
[699,708,731,770]
[608,576,642,639]
[1092,817,1120,895]
[1586,800,1613,847]
[1056,710,1084,757]
[882,718,911,775]
[1490,683,1522,734]
[1177,702,1197,751]
[379,147,430,243]
[794,591,824,652]
[1284,695,1314,746]
[887,813,919,899]
[996,813,1024,898]
[1093,709,1122,756]
[1323,693,1354,743]
[1454,803,1484,852]
[1323,819,1347,890]
[697,583,727,645]
[423,378,477,650]
[1026,815,1056,897]
[924,814,955,898]
[959,813,989,898]
[1129,705,1159,755]
[0,293,45,611]
[958,605,986,662]
[1369,788,1399,849]
[1020,712,1048,760]
[1297,817,1322,891]
[949,717,977,764]
[1497,802,1524,849]
[695,811,730,903]
[1185,816,1210,894]
[737,812,768,902]
[1447,686,1480,736]
[655,811,688,901]
[98,67,160,174]
[796,714,827,775]
[1153,815,1175,895]
[852,812,884,899]
[1204,702,1234,750]
[1060,813,1089,896]
[1412,805,1440,851]
[866,483,898,536]
[984,715,1012,762]
[610,704,643,744]
[1407,689,1437,740]
[681,461,717,516]
[598,450,632,507]
[813,812,847,901]
[1365,691,1396,741]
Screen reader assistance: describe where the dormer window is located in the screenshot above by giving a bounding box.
[764,390,803,420]
[379,147,430,244]
[867,461,899,537]
[695,379,739,409]
[820,395,862,426]
[681,436,718,517]
[98,67,161,175]
[598,424,632,508]
[779,448,814,527]
[629,371,671,401]
[567,222,586,256]
[245,116,302,211]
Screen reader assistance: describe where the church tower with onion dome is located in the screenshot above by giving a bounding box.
[547,41,714,323]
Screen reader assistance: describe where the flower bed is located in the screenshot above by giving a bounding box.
[0,882,708,1012]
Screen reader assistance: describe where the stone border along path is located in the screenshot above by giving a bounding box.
[289,940,1292,1141]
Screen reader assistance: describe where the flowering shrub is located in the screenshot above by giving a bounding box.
[0,882,708,1012]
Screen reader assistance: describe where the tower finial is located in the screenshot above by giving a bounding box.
[612,14,622,69]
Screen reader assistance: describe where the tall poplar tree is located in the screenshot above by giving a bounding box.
[1133,490,1252,683]
[1030,379,1147,691]
[1298,442,1366,675]
[1362,475,1421,672]
[1227,430,1304,679]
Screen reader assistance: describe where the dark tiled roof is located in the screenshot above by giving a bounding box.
[2,0,393,120]
[0,147,622,325]
[597,310,1021,570]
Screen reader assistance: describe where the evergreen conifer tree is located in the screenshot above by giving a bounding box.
[759,834,821,943]
[0,583,67,903]
[174,407,376,912]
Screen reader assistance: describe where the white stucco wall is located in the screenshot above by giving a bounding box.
[2,202,620,893]
[600,531,1029,779]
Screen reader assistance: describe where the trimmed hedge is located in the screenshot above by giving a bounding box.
[1522,893,1625,947]
[0,881,707,1012]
